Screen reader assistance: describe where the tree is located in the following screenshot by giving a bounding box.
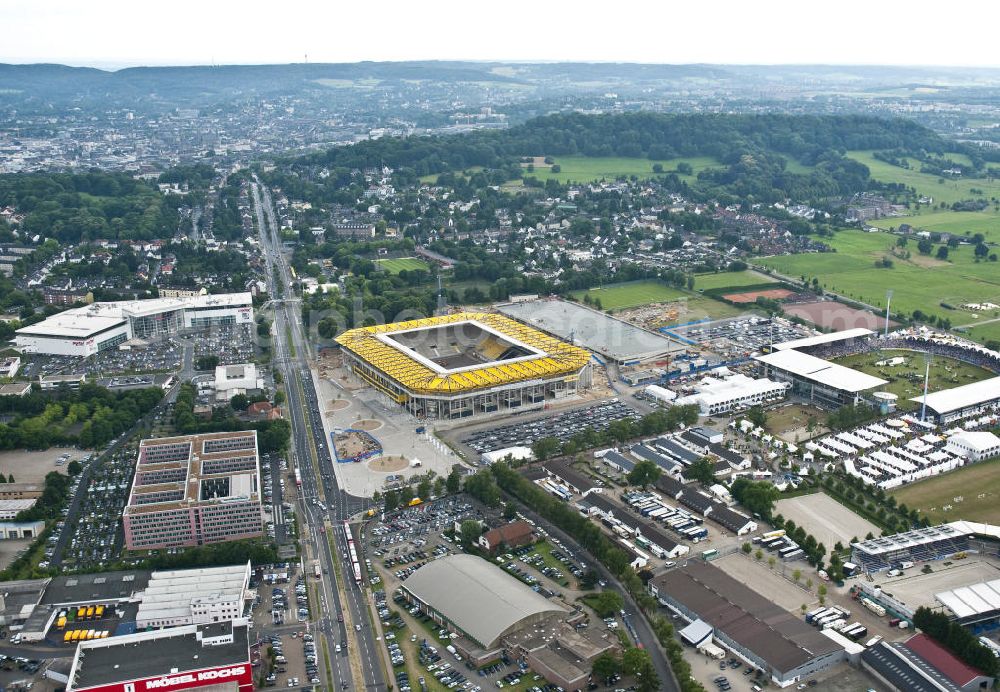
[588,590,624,618]
[917,238,933,254]
[792,569,802,583]
[730,477,780,518]
[399,485,414,506]
[274,390,286,406]
[531,436,561,462]
[230,393,250,411]
[975,242,990,259]
[741,542,752,554]
[433,477,446,497]
[417,479,432,501]
[591,652,621,682]
[936,245,949,260]
[754,549,763,561]
[627,460,661,488]
[503,502,518,520]
[682,456,716,485]
[459,519,482,545]
[384,490,399,512]
[446,470,461,495]
[67,459,83,476]
[746,406,767,428]
[7,474,12,484]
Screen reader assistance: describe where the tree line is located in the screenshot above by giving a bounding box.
[0,383,163,450]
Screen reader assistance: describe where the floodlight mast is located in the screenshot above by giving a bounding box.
[920,353,931,422]
[884,289,894,339]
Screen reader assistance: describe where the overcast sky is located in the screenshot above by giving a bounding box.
[4,0,999,68]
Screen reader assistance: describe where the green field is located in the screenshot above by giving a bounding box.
[527,155,721,183]
[831,349,995,411]
[758,230,1000,337]
[847,150,1000,241]
[570,280,688,310]
[692,269,777,291]
[375,257,431,273]
[892,457,1000,525]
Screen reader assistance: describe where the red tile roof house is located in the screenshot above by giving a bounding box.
[478,520,536,554]
[905,633,995,691]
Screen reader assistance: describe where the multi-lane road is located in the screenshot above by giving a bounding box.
[251,179,384,692]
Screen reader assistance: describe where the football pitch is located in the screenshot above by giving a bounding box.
[569,280,688,310]
[376,257,431,273]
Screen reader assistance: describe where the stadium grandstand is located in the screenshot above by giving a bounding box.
[848,522,1000,572]
[335,312,592,419]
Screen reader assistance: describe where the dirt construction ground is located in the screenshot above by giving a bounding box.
[774,492,879,548]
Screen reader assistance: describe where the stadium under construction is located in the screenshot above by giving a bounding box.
[335,312,592,420]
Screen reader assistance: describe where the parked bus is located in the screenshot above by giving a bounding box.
[85,606,95,619]
[701,549,719,561]
[761,529,786,541]
[95,605,105,619]
[63,631,73,643]
[57,616,67,630]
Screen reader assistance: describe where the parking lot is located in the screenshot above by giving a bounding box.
[461,399,642,455]
[368,496,607,692]
[194,324,255,366]
[50,437,139,570]
[668,315,813,359]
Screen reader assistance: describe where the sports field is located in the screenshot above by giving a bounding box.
[376,257,431,273]
[692,270,777,291]
[891,457,1000,525]
[723,289,795,304]
[774,492,879,548]
[529,155,721,183]
[758,230,1000,334]
[831,349,995,410]
[569,280,688,310]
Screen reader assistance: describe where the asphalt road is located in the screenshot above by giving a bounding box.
[253,179,384,691]
[514,503,681,692]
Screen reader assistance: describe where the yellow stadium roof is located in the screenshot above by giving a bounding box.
[335,312,591,396]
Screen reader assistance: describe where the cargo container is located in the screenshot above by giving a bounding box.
[862,598,886,618]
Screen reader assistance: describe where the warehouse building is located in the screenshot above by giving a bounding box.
[14,563,252,642]
[862,634,995,692]
[336,312,592,420]
[650,561,845,687]
[911,376,1000,424]
[66,619,253,692]
[122,431,263,551]
[15,292,254,357]
[497,298,685,366]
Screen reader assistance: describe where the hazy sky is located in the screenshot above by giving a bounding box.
[4,0,999,68]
